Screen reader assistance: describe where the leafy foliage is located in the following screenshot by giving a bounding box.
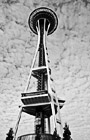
[63,123,73,140]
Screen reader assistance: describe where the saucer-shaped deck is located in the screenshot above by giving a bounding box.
[28,7,58,35]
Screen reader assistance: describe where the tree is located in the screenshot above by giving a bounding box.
[6,128,14,140]
[63,123,72,140]
[53,128,61,140]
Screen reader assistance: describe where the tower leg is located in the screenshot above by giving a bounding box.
[51,100,57,130]
[13,107,23,140]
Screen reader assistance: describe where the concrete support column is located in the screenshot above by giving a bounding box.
[48,117,51,133]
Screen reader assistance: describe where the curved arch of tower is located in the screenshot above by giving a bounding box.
[13,7,65,140]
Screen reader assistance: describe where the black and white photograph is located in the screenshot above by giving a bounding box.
[0,0,90,140]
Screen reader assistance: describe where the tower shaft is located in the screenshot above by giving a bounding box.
[37,20,46,91]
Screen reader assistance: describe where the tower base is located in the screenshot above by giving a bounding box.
[17,133,61,140]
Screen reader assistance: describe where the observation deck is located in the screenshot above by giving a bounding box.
[28,7,58,35]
